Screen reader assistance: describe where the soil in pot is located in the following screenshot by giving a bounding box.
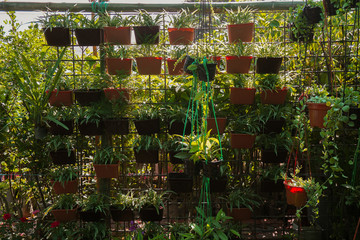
[168,28,195,45]
[168,173,193,193]
[256,57,282,74]
[103,26,131,45]
[94,162,120,178]
[52,208,78,223]
[48,90,73,107]
[133,26,160,44]
[139,206,163,222]
[134,118,160,135]
[49,120,74,135]
[225,56,252,74]
[110,207,134,222]
[207,118,227,135]
[106,58,133,76]
[50,149,76,165]
[103,118,129,135]
[168,120,191,135]
[134,150,159,164]
[227,23,254,43]
[307,102,331,128]
[260,88,288,105]
[74,89,103,106]
[230,133,256,149]
[75,28,103,46]
[43,27,71,46]
[230,88,256,105]
[52,179,78,194]
[136,57,162,75]
[197,63,217,82]
[78,120,104,136]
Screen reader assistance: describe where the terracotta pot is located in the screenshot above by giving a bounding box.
[103,118,129,135]
[139,206,163,222]
[103,88,130,102]
[75,28,103,46]
[260,179,284,192]
[78,120,104,136]
[227,23,254,43]
[103,26,131,45]
[110,207,134,222]
[133,26,160,44]
[230,88,256,105]
[168,28,195,45]
[79,209,106,222]
[256,57,282,74]
[134,118,160,135]
[207,118,227,134]
[43,27,71,46]
[168,120,191,135]
[52,179,78,194]
[167,58,185,75]
[168,173,193,193]
[260,88,288,105]
[303,6,322,24]
[134,150,159,164]
[106,58,132,76]
[74,89,103,106]
[48,120,74,135]
[263,118,286,134]
[227,207,252,221]
[136,57,162,75]
[225,56,252,74]
[52,208,78,222]
[197,63,217,81]
[261,149,288,163]
[307,102,331,128]
[230,133,256,149]
[94,162,119,178]
[50,149,76,165]
[284,179,307,208]
[48,90,73,107]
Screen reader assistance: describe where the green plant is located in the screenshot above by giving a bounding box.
[254,38,284,58]
[75,221,108,240]
[257,131,292,155]
[231,74,253,88]
[101,12,134,27]
[44,194,78,218]
[38,10,73,29]
[133,135,162,152]
[133,44,164,57]
[260,164,285,182]
[45,221,77,240]
[112,192,136,211]
[79,194,109,214]
[225,6,255,24]
[167,46,188,60]
[169,222,191,240]
[73,13,104,28]
[255,74,284,90]
[161,105,190,126]
[47,135,74,156]
[224,42,253,56]
[169,8,198,29]
[105,45,133,59]
[229,113,261,134]
[258,104,291,124]
[134,10,162,26]
[225,187,261,211]
[136,188,169,214]
[131,222,167,240]
[50,166,78,184]
[94,146,127,164]
[132,105,160,120]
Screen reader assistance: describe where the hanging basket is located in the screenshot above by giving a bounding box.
[167,58,185,75]
[303,5,322,24]
[207,118,227,135]
[168,173,193,193]
[78,120,104,136]
[43,27,71,46]
[50,149,76,165]
[106,58,133,76]
[52,208,78,223]
[323,0,338,16]
[133,26,160,44]
[230,88,256,105]
[139,206,163,222]
[225,56,252,74]
[230,133,256,149]
[48,90,73,107]
[110,207,134,222]
[260,88,288,105]
[227,23,254,43]
[136,57,162,75]
[197,63,217,82]
[48,120,74,135]
[168,28,195,45]
[227,207,252,222]
[75,28,103,46]
[94,162,120,178]
[52,179,78,194]
[284,179,307,208]
[256,57,282,74]
[103,118,129,135]
[134,150,159,164]
[307,102,331,128]
[134,118,160,135]
[103,26,131,45]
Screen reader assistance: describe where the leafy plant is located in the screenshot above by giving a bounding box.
[112,192,137,211]
[50,166,78,184]
[133,135,162,152]
[134,10,162,26]
[257,131,292,155]
[225,186,261,212]
[47,135,74,156]
[161,105,190,126]
[228,113,261,134]
[133,44,164,57]
[136,188,170,214]
[79,194,109,214]
[132,105,160,120]
[288,4,316,42]
[105,45,133,59]
[37,10,73,29]
[169,8,198,29]
[231,74,253,88]
[225,6,255,24]
[255,74,284,90]
[101,12,134,27]
[224,42,253,56]
[94,146,127,164]
[73,13,105,28]
[254,38,284,58]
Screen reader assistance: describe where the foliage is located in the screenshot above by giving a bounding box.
[134,10,162,26]
[169,8,198,29]
[50,166,78,184]
[231,74,253,88]
[79,194,109,214]
[224,42,253,56]
[254,38,284,57]
[225,6,255,24]
[133,135,162,152]
[47,135,74,156]
[73,13,104,28]
[133,104,160,120]
[101,12,134,27]
[255,74,284,90]
[105,45,133,59]
[38,10,73,29]
[94,146,127,164]
[136,188,170,214]
[225,187,261,211]
[112,192,137,211]
[228,112,261,134]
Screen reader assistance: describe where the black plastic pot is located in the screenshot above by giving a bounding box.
[134,150,159,164]
[103,118,129,135]
[43,27,71,46]
[79,209,106,222]
[256,57,282,74]
[263,118,286,134]
[133,26,160,44]
[168,173,193,193]
[134,119,160,135]
[197,63,217,81]
[50,149,76,165]
[183,55,195,74]
[261,149,288,163]
[110,207,134,222]
[185,159,202,176]
[168,120,191,135]
[303,5,322,24]
[75,28,103,46]
[202,161,221,178]
[49,120,74,135]
[139,206,163,222]
[78,120,104,136]
[323,0,338,16]
[74,89,103,106]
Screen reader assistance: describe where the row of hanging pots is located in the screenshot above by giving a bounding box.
[230,88,288,105]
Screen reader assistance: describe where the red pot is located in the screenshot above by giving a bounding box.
[94,163,120,178]
[52,208,78,222]
[103,26,131,45]
[167,58,185,75]
[136,57,162,75]
[168,28,195,45]
[227,23,254,43]
[260,88,288,105]
[104,88,130,102]
[106,58,132,76]
[230,88,256,105]
[207,118,227,134]
[307,102,331,128]
[284,179,307,208]
[52,179,78,194]
[227,208,252,221]
[225,56,252,74]
[230,133,256,149]
[48,90,73,107]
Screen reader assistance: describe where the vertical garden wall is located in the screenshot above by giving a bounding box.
[0,1,360,239]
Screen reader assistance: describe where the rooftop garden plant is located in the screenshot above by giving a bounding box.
[169,8,198,29]
[225,6,255,24]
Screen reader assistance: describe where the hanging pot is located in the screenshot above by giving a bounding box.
[167,58,185,75]
[210,178,227,193]
[230,88,256,105]
[134,118,160,135]
[227,23,254,43]
[75,28,103,46]
[103,26,131,45]
[225,56,252,74]
[260,88,288,105]
[74,89,103,106]
[284,179,307,208]
[260,179,284,192]
[168,173,193,193]
[43,27,71,46]
[256,57,282,74]
[136,57,162,75]
[48,90,73,107]
[263,118,286,134]
[52,179,78,194]
[202,161,221,178]
[78,120,104,136]
[207,118,227,134]
[303,5,322,24]
[183,55,195,75]
[52,208,78,223]
[133,26,160,44]
[307,102,331,128]
[197,63,217,82]
[106,58,133,76]
[94,162,120,178]
[230,133,256,149]
[50,149,76,165]
[110,207,134,222]
[103,118,129,135]
[49,120,74,135]
[134,150,159,164]
[261,149,288,163]
[169,151,184,164]
[227,207,252,221]
[139,206,163,222]
[168,120,191,135]
[168,28,195,45]
[79,209,106,222]
[323,0,338,16]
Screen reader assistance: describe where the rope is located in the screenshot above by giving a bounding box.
[351,128,360,186]
[91,1,108,13]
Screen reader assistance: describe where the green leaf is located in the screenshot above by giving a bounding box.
[269,20,280,27]
[342,105,350,112]
[350,114,357,120]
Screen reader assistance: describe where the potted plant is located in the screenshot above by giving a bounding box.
[50,166,78,194]
[134,44,163,75]
[168,8,197,45]
[38,10,72,46]
[110,192,136,222]
[230,74,256,105]
[133,105,161,135]
[47,75,74,107]
[93,146,127,178]
[133,10,162,44]
[79,194,109,222]
[166,46,188,75]
[225,6,255,43]
[105,45,133,76]
[302,0,323,24]
[186,57,218,82]
[47,107,76,135]
[260,165,285,192]
[48,135,76,165]
[163,136,185,164]
[254,39,284,74]
[73,13,104,46]
[133,135,161,164]
[225,42,253,74]
[307,95,332,129]
[136,188,169,222]
[229,113,260,149]
[289,4,317,43]
[255,74,288,105]
[76,105,104,136]
[257,131,292,164]
[47,194,78,223]
[101,12,134,45]
[258,104,291,134]
[161,105,191,135]
[73,75,105,106]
